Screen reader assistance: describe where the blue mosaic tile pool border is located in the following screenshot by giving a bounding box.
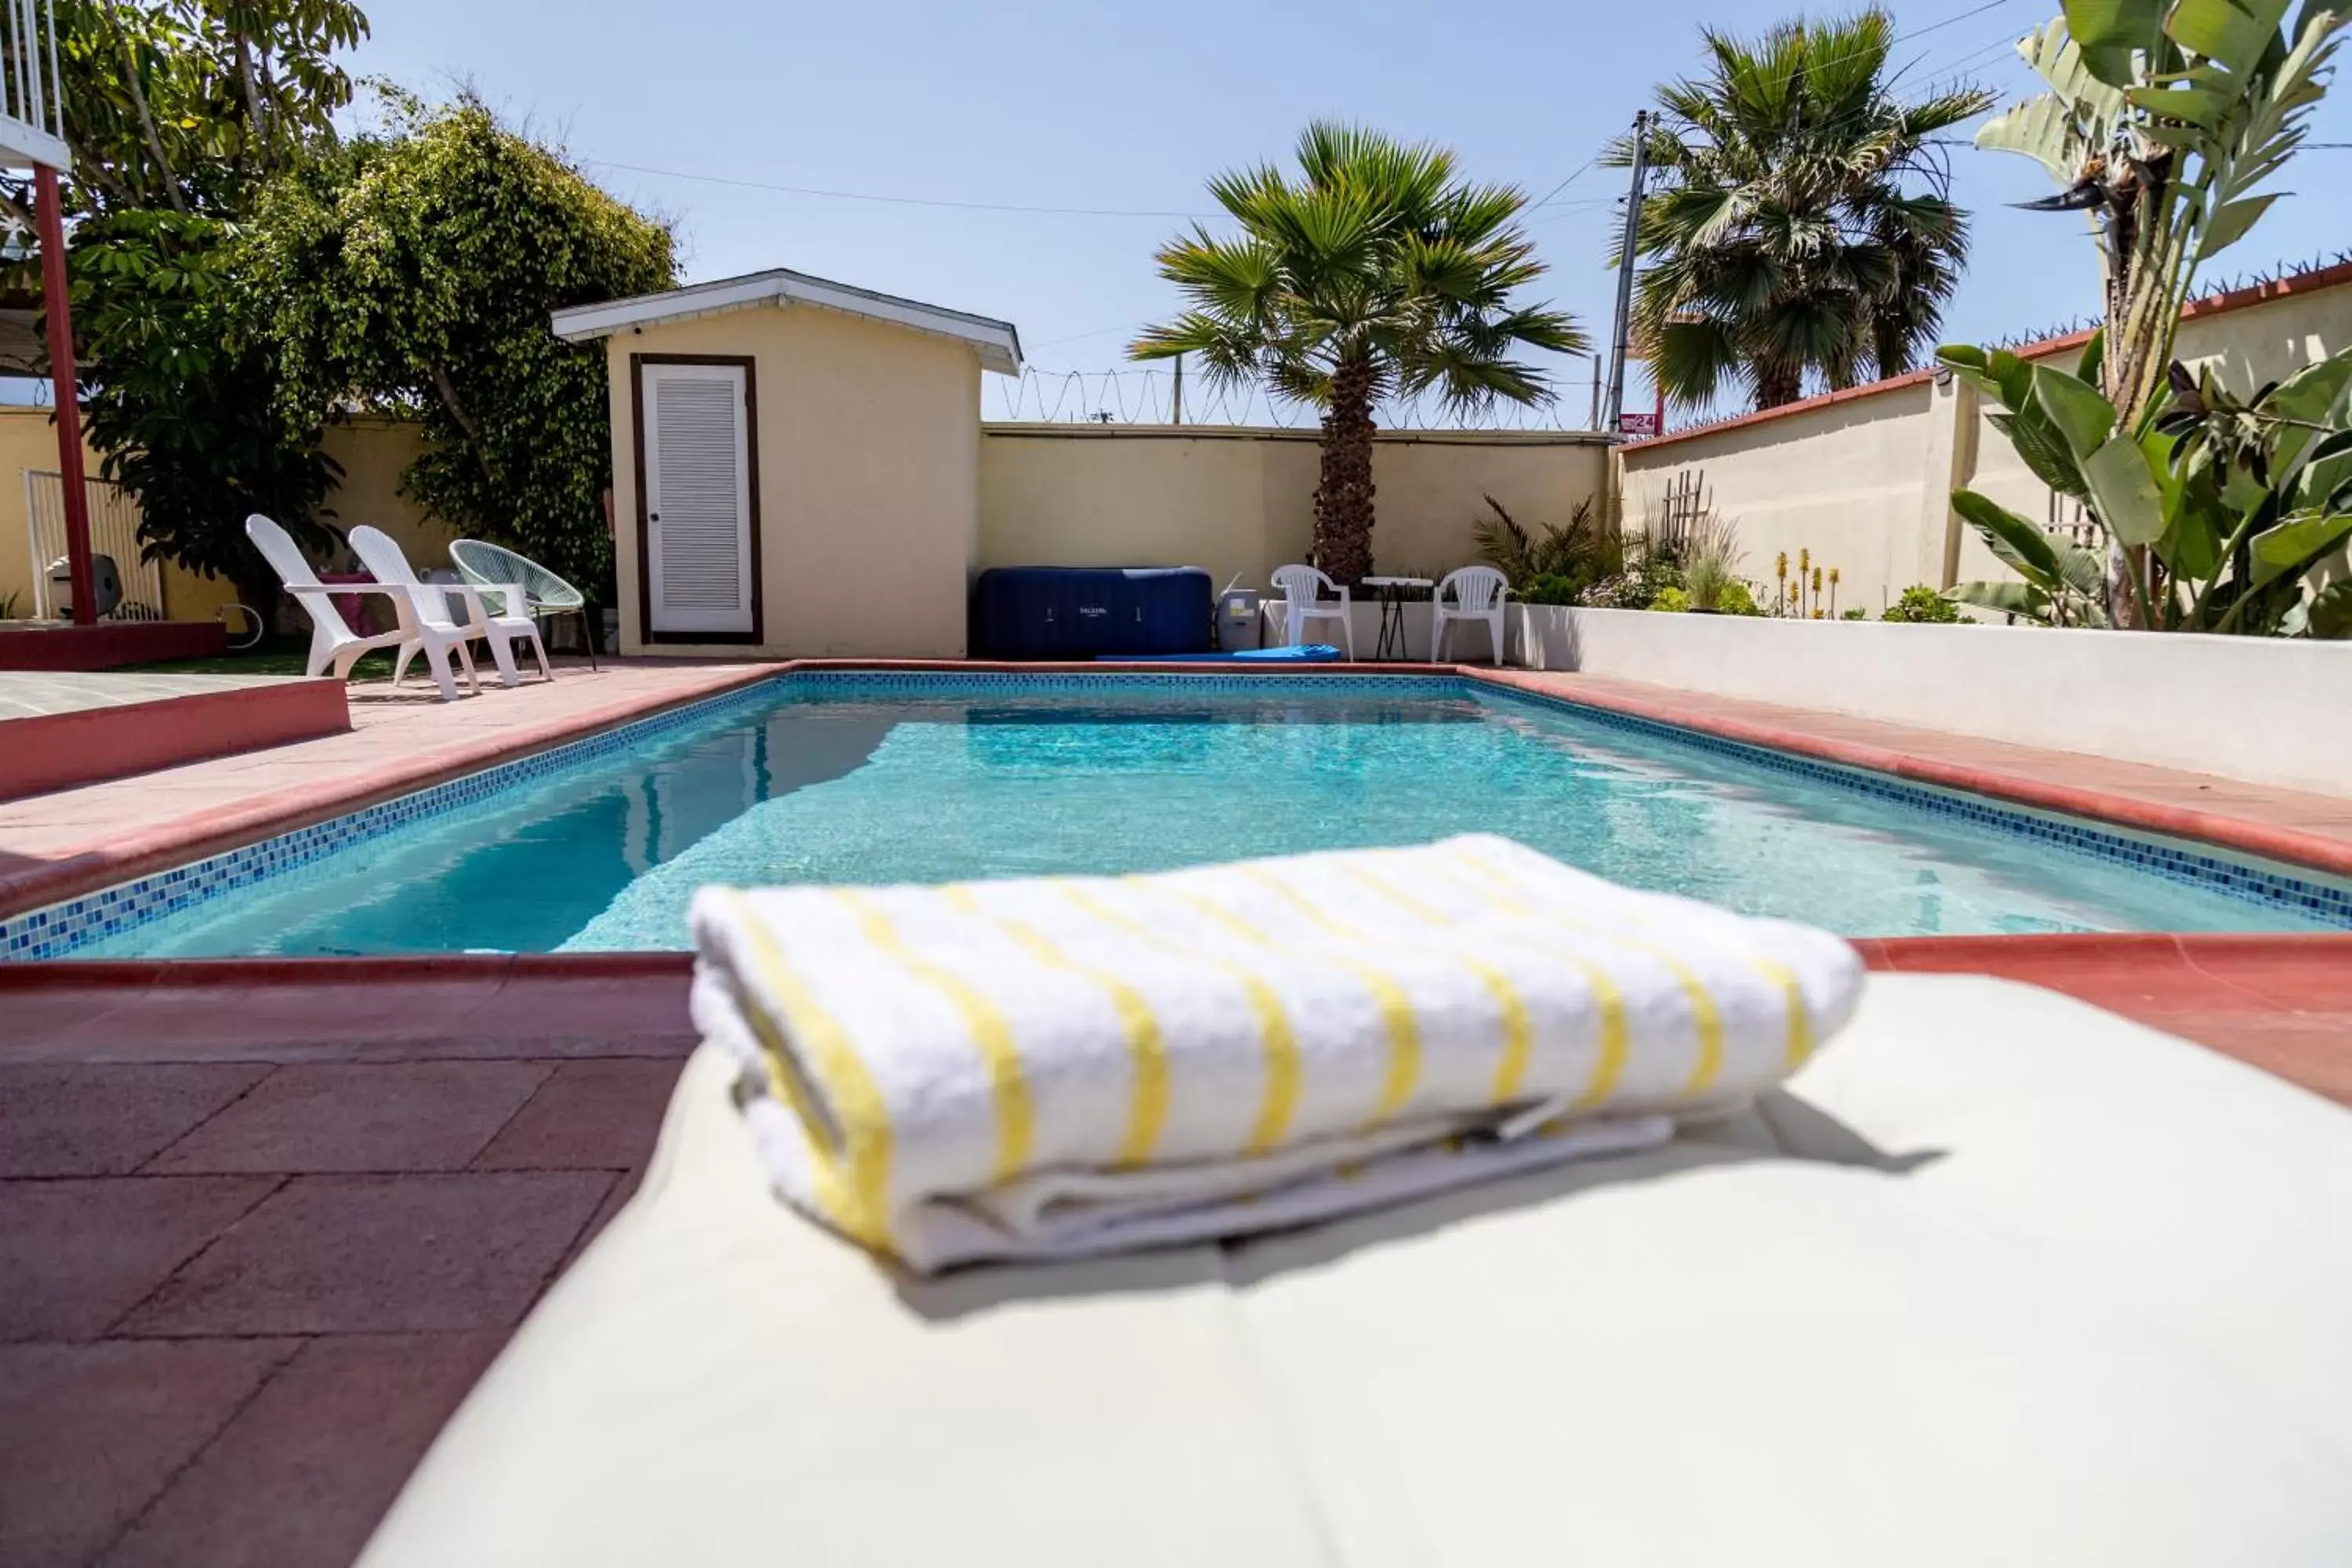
[1475,681,2352,930]
[3,668,2344,959]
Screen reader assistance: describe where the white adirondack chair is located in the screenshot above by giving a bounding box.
[1431,565,1510,664]
[245,514,476,698]
[349,527,551,692]
[1269,564,1356,660]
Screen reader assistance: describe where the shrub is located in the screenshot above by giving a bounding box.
[1650,586,1691,612]
[1718,579,1761,615]
[1472,495,1616,587]
[1882,585,1964,623]
[1520,572,1590,605]
[1680,514,1745,610]
[1840,607,1867,620]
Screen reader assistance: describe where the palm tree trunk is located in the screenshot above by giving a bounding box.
[1753,361,1803,410]
[1313,359,1377,584]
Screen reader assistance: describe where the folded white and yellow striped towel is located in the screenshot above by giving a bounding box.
[689,834,1864,1272]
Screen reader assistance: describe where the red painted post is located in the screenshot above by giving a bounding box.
[36,163,96,626]
[1653,376,1666,441]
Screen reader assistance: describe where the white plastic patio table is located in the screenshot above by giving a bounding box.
[361,974,2352,1567]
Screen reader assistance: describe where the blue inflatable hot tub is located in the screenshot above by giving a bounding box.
[971,567,1213,659]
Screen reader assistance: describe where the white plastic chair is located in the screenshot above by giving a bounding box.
[1431,565,1510,664]
[1269,564,1356,660]
[245,514,473,696]
[350,526,549,694]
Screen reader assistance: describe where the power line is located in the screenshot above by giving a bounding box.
[575,158,1218,220]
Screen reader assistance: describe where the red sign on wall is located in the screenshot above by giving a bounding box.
[1617,411,1661,437]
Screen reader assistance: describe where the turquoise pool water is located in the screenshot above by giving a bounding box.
[78,677,2343,956]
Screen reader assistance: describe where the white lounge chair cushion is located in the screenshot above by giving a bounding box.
[360,975,2352,1568]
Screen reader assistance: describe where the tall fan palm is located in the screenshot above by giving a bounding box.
[1609,9,1990,412]
[1131,124,1584,584]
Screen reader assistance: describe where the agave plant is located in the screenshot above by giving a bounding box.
[1941,335,2352,635]
[1951,0,2350,623]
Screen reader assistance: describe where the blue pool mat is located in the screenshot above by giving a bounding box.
[1098,644,1344,664]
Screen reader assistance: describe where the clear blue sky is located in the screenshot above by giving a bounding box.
[349,0,2351,423]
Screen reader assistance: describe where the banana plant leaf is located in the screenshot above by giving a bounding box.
[2063,0,2169,86]
[2082,433,2169,546]
[1949,580,2054,620]
[2032,364,2119,459]
[1951,489,2066,581]
[2249,512,2352,587]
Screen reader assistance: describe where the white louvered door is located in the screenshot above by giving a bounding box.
[642,362,753,636]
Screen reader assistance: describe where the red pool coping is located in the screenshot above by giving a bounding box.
[4,934,2346,1103]
[3,657,2347,928]
[0,677,351,802]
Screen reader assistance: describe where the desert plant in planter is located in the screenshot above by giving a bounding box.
[1679,514,1744,612]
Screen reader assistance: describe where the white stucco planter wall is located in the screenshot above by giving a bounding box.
[1507,604,2352,797]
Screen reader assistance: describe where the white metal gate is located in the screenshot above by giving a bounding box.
[22,469,164,621]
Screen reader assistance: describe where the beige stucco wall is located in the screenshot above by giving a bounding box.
[1619,382,1938,617]
[0,408,448,626]
[978,426,1610,592]
[605,301,982,658]
[1619,265,2352,615]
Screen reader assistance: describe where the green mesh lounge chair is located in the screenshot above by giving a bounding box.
[449,539,598,670]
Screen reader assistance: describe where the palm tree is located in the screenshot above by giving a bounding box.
[1609,9,1991,412]
[1131,124,1584,584]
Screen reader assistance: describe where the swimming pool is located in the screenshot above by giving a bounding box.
[16,672,2350,959]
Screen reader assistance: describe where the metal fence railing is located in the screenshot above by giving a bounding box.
[24,469,165,621]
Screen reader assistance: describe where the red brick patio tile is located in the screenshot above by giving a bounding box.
[0,1064,271,1178]
[472,1058,684,1171]
[117,1171,612,1337]
[458,973,699,1052]
[100,1331,506,1568]
[143,1062,554,1175]
[0,1338,299,1568]
[53,978,512,1054]
[0,1177,281,1341]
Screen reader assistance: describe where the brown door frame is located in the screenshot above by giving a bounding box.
[630,353,764,646]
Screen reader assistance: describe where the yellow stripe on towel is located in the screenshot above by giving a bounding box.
[838,890,1036,1184]
[1183,874,1422,1131]
[711,888,895,1252]
[1451,848,1726,1097]
[945,885,1171,1167]
[1058,880,1305,1156]
[1345,862,1630,1109]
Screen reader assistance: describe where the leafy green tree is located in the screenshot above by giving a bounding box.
[253,93,675,596]
[31,2,370,610]
[1610,9,1991,412]
[1131,123,1584,584]
[9,0,368,227]
[71,208,341,606]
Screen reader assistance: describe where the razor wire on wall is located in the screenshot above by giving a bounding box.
[983,363,1612,431]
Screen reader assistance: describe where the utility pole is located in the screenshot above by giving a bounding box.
[1604,108,1651,434]
[1588,357,1602,431]
[1171,353,1184,426]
